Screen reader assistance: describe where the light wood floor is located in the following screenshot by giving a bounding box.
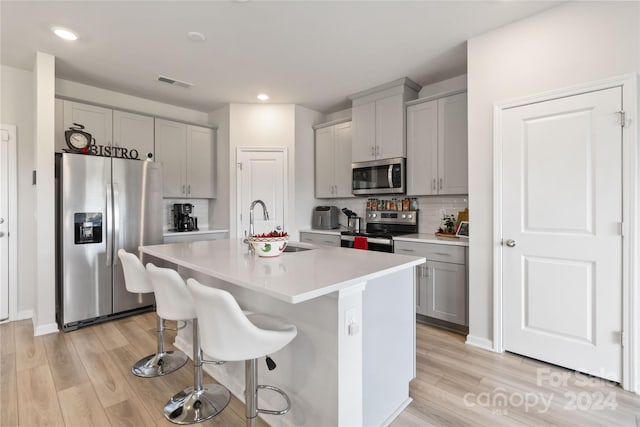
[1,313,639,427]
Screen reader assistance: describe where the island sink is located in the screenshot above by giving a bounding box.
[282,245,312,253]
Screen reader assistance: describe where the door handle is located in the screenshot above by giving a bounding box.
[439,178,443,190]
[187,184,191,195]
[0,218,4,224]
[505,239,516,247]
[113,184,120,266]
[106,185,113,266]
[0,232,4,238]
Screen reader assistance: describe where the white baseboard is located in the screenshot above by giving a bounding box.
[33,322,59,336]
[465,334,495,352]
[15,309,33,321]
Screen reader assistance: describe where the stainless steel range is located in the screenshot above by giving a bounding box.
[340,210,418,252]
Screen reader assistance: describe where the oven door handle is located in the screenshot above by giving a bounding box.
[388,165,394,189]
[340,235,393,246]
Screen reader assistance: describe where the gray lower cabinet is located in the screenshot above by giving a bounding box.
[394,241,467,326]
[299,232,340,247]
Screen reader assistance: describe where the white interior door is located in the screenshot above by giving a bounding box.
[0,125,16,321]
[237,149,286,238]
[502,87,623,382]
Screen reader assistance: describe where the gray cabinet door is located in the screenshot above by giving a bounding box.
[426,260,467,325]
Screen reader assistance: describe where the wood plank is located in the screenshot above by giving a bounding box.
[16,364,65,426]
[105,397,159,427]
[67,326,134,408]
[0,320,16,355]
[57,382,111,427]
[0,349,18,427]
[14,320,47,372]
[41,331,90,391]
[93,320,130,350]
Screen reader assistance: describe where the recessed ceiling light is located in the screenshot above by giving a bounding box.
[257,94,269,101]
[52,27,78,41]
[187,31,206,42]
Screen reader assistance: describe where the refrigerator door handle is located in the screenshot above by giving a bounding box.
[113,183,121,266]
[106,184,113,267]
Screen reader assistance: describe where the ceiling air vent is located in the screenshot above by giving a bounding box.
[157,75,194,88]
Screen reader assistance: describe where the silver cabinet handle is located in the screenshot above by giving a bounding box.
[370,146,375,156]
[376,146,380,156]
[439,178,443,190]
[182,184,186,194]
[0,218,4,224]
[505,239,516,247]
[434,252,450,256]
[398,248,415,252]
[0,232,4,238]
[187,184,191,195]
[432,179,436,191]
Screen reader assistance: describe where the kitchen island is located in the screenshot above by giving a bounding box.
[139,239,425,427]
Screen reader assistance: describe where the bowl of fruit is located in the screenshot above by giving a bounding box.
[248,230,289,257]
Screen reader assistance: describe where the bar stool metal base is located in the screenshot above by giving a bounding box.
[163,384,230,425]
[131,351,189,378]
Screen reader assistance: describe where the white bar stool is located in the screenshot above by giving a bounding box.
[118,249,188,377]
[186,278,298,427]
[146,263,231,425]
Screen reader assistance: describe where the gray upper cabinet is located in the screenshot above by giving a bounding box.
[350,78,420,163]
[406,92,468,196]
[58,100,153,160]
[113,110,155,160]
[155,118,216,199]
[315,121,353,198]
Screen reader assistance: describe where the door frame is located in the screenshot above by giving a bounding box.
[0,124,18,323]
[235,147,289,239]
[492,74,638,392]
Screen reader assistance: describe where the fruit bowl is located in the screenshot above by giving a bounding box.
[248,234,289,257]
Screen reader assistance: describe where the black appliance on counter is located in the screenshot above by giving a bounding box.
[173,203,198,232]
[340,210,418,253]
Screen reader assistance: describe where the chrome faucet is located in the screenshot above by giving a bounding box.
[249,199,270,237]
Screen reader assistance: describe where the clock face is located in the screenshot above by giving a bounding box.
[65,129,92,152]
[69,132,89,149]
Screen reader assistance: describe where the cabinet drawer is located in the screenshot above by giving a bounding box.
[299,232,340,247]
[394,241,465,264]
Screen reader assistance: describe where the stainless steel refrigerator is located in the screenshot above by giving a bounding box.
[56,152,163,331]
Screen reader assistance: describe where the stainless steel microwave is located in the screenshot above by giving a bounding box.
[352,157,405,195]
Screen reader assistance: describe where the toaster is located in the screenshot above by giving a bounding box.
[312,206,340,230]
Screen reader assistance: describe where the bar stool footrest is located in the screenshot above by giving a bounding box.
[256,384,291,416]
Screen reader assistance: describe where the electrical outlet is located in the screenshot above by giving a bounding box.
[345,308,359,336]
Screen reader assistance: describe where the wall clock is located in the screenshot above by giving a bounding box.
[64,123,94,153]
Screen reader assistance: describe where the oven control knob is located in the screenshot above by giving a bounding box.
[370,213,377,218]
[401,214,406,219]
[407,214,413,219]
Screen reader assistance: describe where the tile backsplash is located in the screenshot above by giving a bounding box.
[315,195,468,234]
[163,199,209,231]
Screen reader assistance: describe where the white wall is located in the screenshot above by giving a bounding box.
[325,108,351,122]
[227,104,296,238]
[209,105,230,230]
[33,52,57,335]
[418,74,467,99]
[294,105,325,232]
[56,79,209,125]
[0,65,36,318]
[467,1,640,352]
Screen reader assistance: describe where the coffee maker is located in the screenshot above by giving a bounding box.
[173,203,198,232]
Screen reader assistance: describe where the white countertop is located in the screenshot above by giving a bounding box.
[140,238,424,304]
[394,233,469,247]
[163,228,229,237]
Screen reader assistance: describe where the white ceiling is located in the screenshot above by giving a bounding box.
[1,1,559,114]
